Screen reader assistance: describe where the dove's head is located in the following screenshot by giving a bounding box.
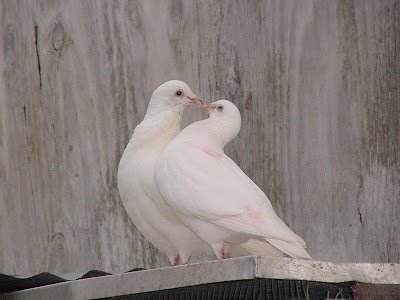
[200,100,241,147]
[146,80,201,117]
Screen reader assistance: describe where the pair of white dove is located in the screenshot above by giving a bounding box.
[118,80,311,265]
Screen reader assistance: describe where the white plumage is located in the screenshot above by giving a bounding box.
[155,100,312,260]
[118,83,282,265]
[118,80,210,265]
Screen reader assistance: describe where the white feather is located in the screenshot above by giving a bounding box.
[118,80,211,265]
[155,100,311,260]
[118,85,280,265]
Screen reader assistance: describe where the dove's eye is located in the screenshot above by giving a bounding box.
[176,90,183,96]
[217,105,224,111]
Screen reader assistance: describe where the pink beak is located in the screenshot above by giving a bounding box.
[200,104,212,111]
[187,96,202,105]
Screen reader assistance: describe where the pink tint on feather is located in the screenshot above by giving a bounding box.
[186,224,200,234]
[186,223,199,234]
[190,144,222,158]
[201,148,222,158]
[245,205,265,225]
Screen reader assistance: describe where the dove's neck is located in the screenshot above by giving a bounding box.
[129,106,184,149]
[184,118,239,150]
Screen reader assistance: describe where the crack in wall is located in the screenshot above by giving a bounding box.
[23,105,27,124]
[34,25,42,89]
[357,207,363,224]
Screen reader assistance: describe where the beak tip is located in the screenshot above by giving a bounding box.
[200,104,210,111]
[188,96,202,105]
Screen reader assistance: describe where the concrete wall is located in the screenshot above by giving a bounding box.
[0,0,399,275]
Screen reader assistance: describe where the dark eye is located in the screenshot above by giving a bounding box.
[176,90,183,96]
[217,105,224,111]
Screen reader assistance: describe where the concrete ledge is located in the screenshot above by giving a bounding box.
[1,256,399,300]
[255,256,400,284]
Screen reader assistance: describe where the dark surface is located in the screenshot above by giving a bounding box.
[0,269,144,295]
[352,282,400,300]
[78,270,113,280]
[102,278,353,300]
[0,272,67,294]
[2,270,399,299]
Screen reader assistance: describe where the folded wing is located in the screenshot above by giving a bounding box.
[157,142,311,259]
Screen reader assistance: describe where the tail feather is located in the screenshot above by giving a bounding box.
[297,236,307,248]
[239,238,284,257]
[266,238,312,260]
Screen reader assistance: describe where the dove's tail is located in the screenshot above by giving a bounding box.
[238,238,284,257]
[266,238,312,260]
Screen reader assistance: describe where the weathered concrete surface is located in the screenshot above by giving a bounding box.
[0,1,399,275]
[1,256,399,300]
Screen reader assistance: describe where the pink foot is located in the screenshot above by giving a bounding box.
[212,243,230,260]
[171,254,180,266]
[218,249,230,260]
[183,256,191,265]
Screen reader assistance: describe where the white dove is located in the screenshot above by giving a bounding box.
[118,82,281,265]
[118,80,210,265]
[155,100,312,260]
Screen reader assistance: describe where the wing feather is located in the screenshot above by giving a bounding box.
[157,143,306,247]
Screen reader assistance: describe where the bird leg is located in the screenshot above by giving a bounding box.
[211,242,230,260]
[170,254,180,266]
[181,255,191,265]
[222,243,231,259]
